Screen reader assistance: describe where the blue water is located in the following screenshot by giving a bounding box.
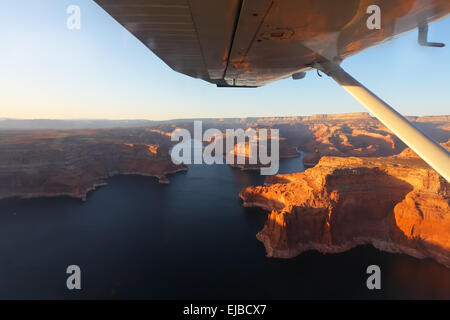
[0,155,448,299]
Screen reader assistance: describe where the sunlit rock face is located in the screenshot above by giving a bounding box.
[0,128,186,201]
[140,112,450,168]
[285,113,450,167]
[239,152,450,267]
[297,114,404,166]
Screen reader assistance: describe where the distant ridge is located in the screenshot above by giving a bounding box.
[298,112,372,121]
[0,119,156,130]
[1,113,448,130]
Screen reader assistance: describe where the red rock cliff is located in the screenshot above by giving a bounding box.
[0,128,187,201]
[239,153,450,267]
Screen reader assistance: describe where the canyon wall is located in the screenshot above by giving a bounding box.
[239,152,450,267]
[0,128,186,201]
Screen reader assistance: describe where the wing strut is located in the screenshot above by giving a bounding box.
[314,61,450,182]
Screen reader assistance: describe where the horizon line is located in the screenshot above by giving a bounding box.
[1,112,449,122]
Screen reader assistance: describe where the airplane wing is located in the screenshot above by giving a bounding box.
[94,0,449,87]
[93,0,450,182]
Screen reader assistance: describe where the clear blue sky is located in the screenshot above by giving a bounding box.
[0,0,449,120]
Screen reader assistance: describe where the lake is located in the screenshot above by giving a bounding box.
[0,154,448,299]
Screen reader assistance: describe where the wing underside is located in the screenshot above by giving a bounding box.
[93,0,450,87]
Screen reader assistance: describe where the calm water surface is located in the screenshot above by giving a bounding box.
[0,155,448,299]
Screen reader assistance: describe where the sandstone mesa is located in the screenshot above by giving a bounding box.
[239,150,450,267]
[0,128,187,201]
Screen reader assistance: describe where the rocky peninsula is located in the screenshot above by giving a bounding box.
[239,147,450,267]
